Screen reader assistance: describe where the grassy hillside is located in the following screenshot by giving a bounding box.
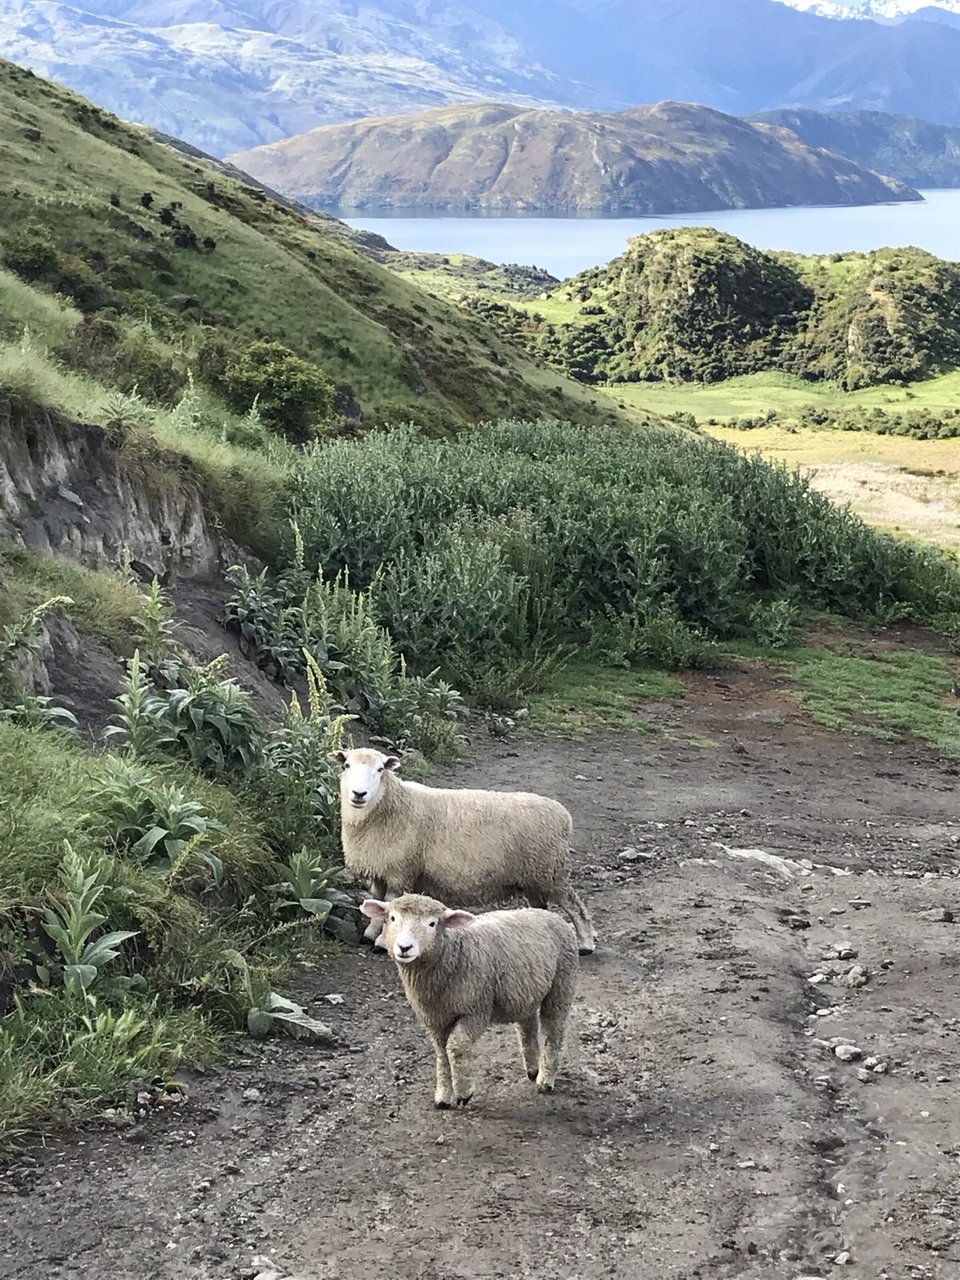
[453,228,960,392]
[231,100,918,215]
[0,61,619,437]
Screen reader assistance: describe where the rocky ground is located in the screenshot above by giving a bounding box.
[2,661,959,1280]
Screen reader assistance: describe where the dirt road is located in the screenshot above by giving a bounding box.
[2,662,959,1280]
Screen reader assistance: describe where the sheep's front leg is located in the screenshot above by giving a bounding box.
[429,1029,455,1110]
[446,1016,485,1106]
[362,877,387,945]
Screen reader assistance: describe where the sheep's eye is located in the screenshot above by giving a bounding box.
[428,920,437,928]
[378,766,384,773]
[389,914,396,923]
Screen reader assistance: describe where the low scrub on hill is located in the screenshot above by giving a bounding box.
[461,229,960,394]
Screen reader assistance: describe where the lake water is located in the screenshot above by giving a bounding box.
[345,189,960,277]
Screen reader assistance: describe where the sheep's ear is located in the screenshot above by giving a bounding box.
[360,900,388,920]
[384,755,401,772]
[329,750,347,766]
[443,909,477,929]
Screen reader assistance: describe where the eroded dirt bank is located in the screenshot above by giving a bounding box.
[2,665,958,1280]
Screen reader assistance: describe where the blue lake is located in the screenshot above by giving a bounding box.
[345,189,960,277]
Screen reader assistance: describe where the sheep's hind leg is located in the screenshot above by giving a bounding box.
[446,1016,485,1106]
[429,1030,455,1109]
[536,970,575,1094]
[556,884,598,955]
[516,1014,541,1081]
[371,879,406,951]
[361,877,387,946]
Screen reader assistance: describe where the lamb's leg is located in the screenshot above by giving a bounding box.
[361,877,387,945]
[517,1014,541,1081]
[536,967,576,1094]
[429,1029,455,1110]
[446,1016,486,1106]
[555,884,597,955]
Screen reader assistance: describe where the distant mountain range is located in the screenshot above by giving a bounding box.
[750,108,960,186]
[230,100,919,214]
[775,0,960,22]
[6,0,960,156]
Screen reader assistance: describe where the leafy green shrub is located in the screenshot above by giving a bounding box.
[223,534,463,756]
[97,756,227,880]
[264,848,357,943]
[250,657,353,859]
[157,659,263,778]
[287,421,960,696]
[222,340,334,442]
[749,598,800,650]
[39,843,138,992]
[222,950,334,1042]
[590,602,717,670]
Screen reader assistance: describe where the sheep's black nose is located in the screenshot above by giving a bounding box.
[352,790,367,802]
[398,943,413,955]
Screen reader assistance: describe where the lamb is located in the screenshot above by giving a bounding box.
[330,747,596,954]
[361,892,578,1107]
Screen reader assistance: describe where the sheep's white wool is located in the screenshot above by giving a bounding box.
[362,892,579,1108]
[331,747,597,954]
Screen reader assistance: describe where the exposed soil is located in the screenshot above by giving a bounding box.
[3,662,960,1280]
[803,460,960,548]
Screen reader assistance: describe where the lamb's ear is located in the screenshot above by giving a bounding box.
[360,900,388,920]
[329,750,348,766]
[384,755,401,772]
[443,909,477,929]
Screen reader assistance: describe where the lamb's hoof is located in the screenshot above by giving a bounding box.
[527,1070,539,1082]
[456,1095,473,1108]
[435,1100,454,1111]
[537,1082,555,1095]
[578,945,596,956]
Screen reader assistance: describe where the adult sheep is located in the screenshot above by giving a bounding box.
[331,747,596,954]
[361,892,579,1107]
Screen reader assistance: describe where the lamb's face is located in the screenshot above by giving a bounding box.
[330,748,399,814]
[360,894,476,966]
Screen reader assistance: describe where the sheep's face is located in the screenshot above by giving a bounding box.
[361,894,476,966]
[330,748,400,815]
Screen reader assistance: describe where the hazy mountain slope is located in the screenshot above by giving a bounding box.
[750,107,960,185]
[7,0,960,155]
[231,100,919,214]
[0,0,570,155]
[0,59,618,433]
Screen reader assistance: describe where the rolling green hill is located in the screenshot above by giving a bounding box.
[456,227,960,391]
[230,100,919,215]
[0,60,618,437]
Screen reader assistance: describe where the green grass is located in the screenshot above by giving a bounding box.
[526,660,683,738]
[0,264,79,347]
[779,644,960,754]
[603,369,960,423]
[0,541,143,651]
